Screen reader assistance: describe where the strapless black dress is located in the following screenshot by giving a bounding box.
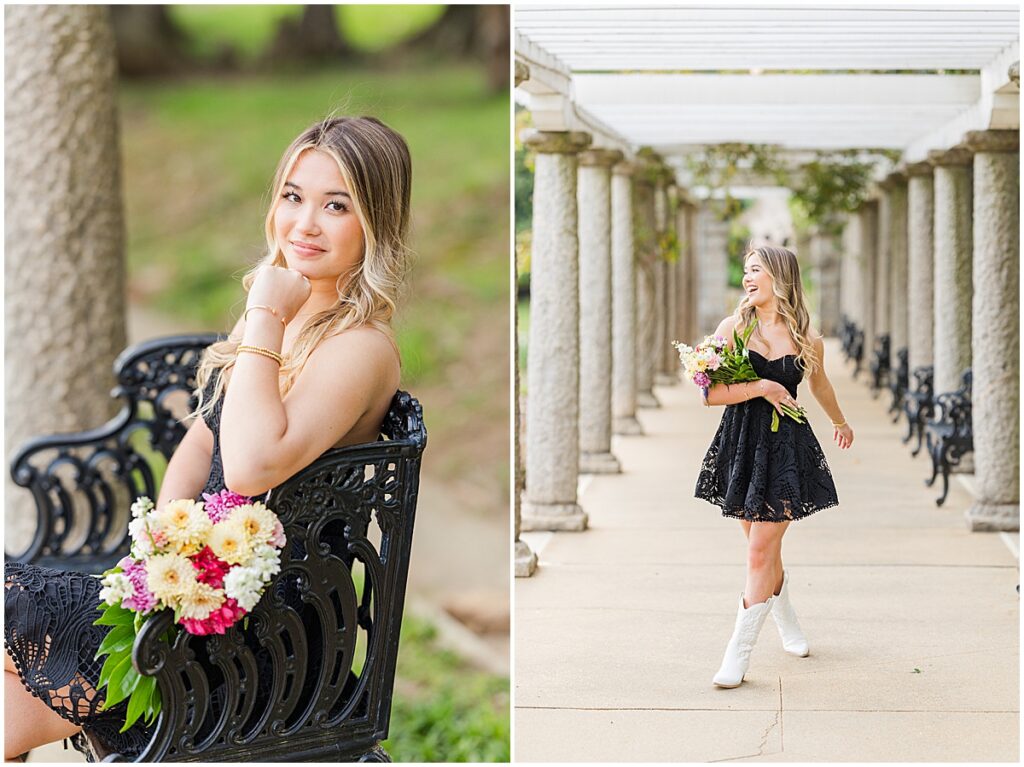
[694,350,839,522]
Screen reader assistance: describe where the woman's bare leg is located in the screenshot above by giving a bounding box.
[4,650,82,761]
[743,521,790,605]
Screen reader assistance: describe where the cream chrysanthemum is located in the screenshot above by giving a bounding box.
[208,518,252,565]
[228,503,277,547]
[152,499,212,556]
[146,553,198,603]
[177,581,225,621]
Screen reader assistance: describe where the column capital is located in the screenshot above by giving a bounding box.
[515,60,529,87]
[902,160,934,178]
[927,145,972,167]
[521,129,591,155]
[578,148,623,168]
[962,129,1020,154]
[612,160,635,177]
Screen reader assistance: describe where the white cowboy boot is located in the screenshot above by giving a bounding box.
[771,570,810,657]
[713,593,775,688]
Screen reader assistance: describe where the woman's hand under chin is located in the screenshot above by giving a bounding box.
[247,265,312,324]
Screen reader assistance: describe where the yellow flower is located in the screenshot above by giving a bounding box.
[152,499,211,556]
[177,581,225,621]
[208,518,252,565]
[147,553,198,603]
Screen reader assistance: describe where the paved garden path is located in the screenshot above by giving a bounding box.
[517,339,1019,762]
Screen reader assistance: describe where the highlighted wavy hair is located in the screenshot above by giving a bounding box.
[193,115,412,420]
[731,245,820,377]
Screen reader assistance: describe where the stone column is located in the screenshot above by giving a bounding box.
[612,161,642,435]
[578,148,623,474]
[633,170,659,408]
[859,202,878,353]
[811,221,842,336]
[874,185,891,352]
[659,184,680,383]
[521,129,591,532]
[697,201,729,336]
[653,175,676,386]
[927,146,973,394]
[513,61,535,576]
[673,197,692,347]
[963,130,1019,532]
[886,174,909,366]
[905,162,935,373]
[683,199,700,343]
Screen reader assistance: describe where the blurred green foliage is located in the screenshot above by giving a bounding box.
[169,5,445,61]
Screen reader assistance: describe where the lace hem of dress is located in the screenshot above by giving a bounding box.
[696,492,840,523]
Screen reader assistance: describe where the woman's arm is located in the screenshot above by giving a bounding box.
[806,333,854,449]
[698,315,790,412]
[157,416,214,507]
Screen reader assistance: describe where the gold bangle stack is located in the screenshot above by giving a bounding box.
[244,304,287,327]
[237,345,284,365]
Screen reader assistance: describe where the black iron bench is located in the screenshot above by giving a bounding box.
[901,364,934,457]
[869,333,890,398]
[924,369,972,507]
[888,347,909,422]
[839,316,854,361]
[7,334,426,761]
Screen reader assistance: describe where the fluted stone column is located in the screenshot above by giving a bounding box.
[697,202,729,336]
[578,148,622,474]
[612,161,642,435]
[963,130,1019,532]
[513,64,536,576]
[634,170,659,408]
[928,146,973,394]
[521,129,591,532]
[905,162,935,373]
[883,174,909,364]
[859,202,878,352]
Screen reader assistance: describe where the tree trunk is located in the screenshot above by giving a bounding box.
[262,5,351,66]
[5,5,128,552]
[109,5,188,76]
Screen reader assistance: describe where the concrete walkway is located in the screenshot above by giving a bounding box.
[516,339,1019,762]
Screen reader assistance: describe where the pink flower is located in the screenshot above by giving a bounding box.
[119,558,158,613]
[191,546,231,589]
[201,489,252,523]
[694,371,711,388]
[270,520,287,548]
[179,598,246,636]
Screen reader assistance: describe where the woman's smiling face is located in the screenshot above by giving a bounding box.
[742,252,774,307]
[273,148,365,283]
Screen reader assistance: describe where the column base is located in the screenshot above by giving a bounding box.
[521,502,588,532]
[637,391,661,409]
[965,503,1019,532]
[655,373,678,386]
[515,540,538,577]
[613,415,643,435]
[580,451,622,475]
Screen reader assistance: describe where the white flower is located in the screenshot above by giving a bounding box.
[147,553,198,603]
[208,518,252,565]
[228,503,278,547]
[249,546,282,583]
[99,573,134,606]
[131,497,154,519]
[223,566,264,611]
[177,581,225,621]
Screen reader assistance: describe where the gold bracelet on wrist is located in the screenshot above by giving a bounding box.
[832,420,847,428]
[237,344,284,365]
[244,304,287,327]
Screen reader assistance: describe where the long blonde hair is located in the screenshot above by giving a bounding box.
[732,245,820,377]
[194,115,412,419]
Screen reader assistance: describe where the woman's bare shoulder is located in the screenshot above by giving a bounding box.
[311,326,400,382]
[713,315,740,347]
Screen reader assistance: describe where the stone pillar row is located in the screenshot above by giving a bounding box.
[846,129,1018,533]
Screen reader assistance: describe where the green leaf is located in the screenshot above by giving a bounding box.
[97,651,122,690]
[122,676,156,732]
[95,604,135,627]
[100,654,137,709]
[95,624,134,661]
[771,410,780,432]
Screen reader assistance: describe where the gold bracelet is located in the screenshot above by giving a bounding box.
[244,304,287,327]
[832,420,847,428]
[237,345,284,365]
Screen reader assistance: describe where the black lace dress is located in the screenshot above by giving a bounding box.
[4,382,236,759]
[694,350,839,522]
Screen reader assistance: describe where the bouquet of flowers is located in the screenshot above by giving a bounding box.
[94,489,287,731]
[672,320,806,432]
